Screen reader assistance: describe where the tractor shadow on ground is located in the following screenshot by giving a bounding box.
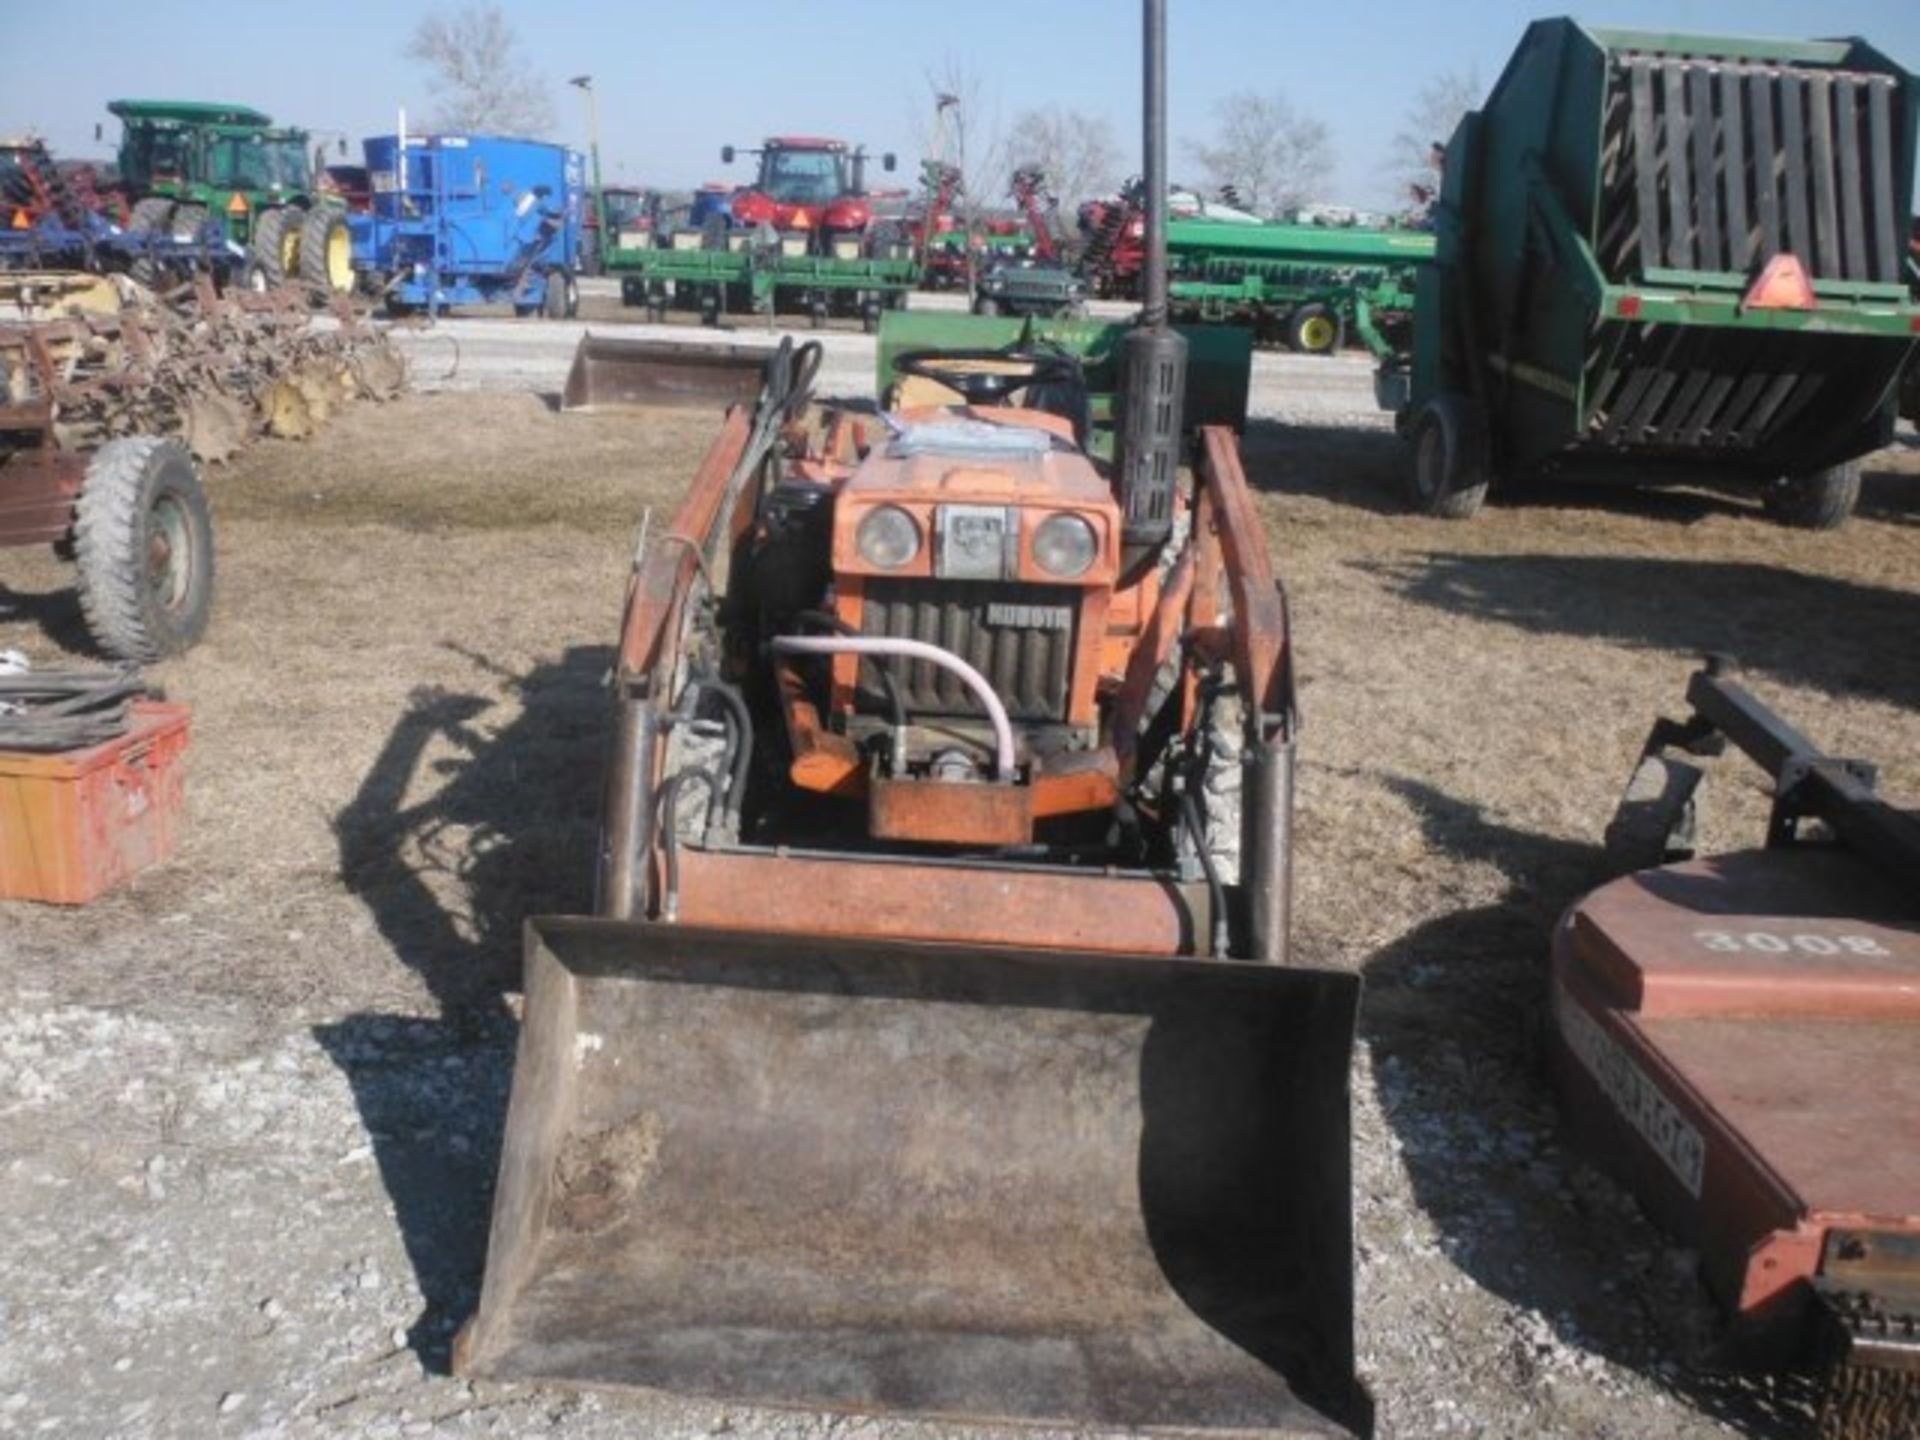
[315,644,611,1372]
[1240,419,1408,515]
[0,578,96,656]
[1238,414,1920,529]
[1363,551,1920,712]
[1361,775,1820,1436]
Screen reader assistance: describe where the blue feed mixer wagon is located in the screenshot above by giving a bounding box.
[351,133,584,316]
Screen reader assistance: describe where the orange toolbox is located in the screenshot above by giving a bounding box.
[0,700,191,905]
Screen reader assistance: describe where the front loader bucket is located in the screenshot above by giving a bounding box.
[459,918,1367,1436]
[560,336,773,412]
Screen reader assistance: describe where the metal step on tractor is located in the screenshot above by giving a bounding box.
[1377,22,1920,527]
[107,100,354,297]
[463,3,1369,1434]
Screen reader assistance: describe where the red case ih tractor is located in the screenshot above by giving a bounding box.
[715,136,896,259]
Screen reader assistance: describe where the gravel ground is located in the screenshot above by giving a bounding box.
[3,316,1916,1439]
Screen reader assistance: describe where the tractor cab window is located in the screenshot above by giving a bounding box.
[603,190,648,228]
[207,136,308,192]
[761,149,845,204]
[123,128,187,188]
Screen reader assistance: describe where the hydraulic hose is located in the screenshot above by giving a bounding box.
[696,675,754,827]
[769,635,1016,780]
[0,665,144,752]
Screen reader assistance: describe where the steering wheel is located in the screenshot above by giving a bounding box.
[892,347,1084,407]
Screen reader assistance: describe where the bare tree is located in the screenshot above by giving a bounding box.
[1184,93,1332,217]
[406,3,555,136]
[905,58,1009,209]
[1004,107,1120,209]
[1385,68,1480,203]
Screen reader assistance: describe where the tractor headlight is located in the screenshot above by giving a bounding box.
[856,505,921,568]
[1032,513,1099,579]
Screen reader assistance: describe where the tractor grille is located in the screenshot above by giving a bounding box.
[860,580,1076,722]
[1597,54,1906,284]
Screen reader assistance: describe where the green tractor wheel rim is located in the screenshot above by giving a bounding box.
[1299,314,1337,352]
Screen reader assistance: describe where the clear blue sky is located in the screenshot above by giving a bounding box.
[6,1,1920,207]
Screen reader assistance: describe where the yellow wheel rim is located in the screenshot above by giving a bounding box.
[1299,314,1337,352]
[280,221,300,274]
[327,224,351,291]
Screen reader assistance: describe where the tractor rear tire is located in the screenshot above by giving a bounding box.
[169,202,210,242]
[127,196,174,232]
[1407,393,1490,519]
[298,206,354,295]
[73,437,214,662]
[125,197,175,286]
[974,296,1002,317]
[1764,461,1861,530]
[1287,303,1340,356]
[251,205,295,287]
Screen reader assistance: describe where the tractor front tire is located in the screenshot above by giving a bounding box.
[1764,461,1861,531]
[73,437,214,662]
[298,206,354,295]
[1287,303,1340,355]
[251,205,295,287]
[1407,393,1491,520]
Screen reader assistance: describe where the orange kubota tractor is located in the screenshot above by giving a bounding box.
[458,4,1367,1435]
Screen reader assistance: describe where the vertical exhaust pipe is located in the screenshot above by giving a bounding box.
[1118,0,1188,567]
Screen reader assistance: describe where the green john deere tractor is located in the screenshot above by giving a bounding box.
[108,100,352,295]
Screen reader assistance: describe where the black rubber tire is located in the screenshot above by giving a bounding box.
[542,267,569,319]
[298,206,354,294]
[251,205,295,286]
[1286,302,1340,355]
[73,437,214,662]
[1763,461,1861,530]
[169,202,210,242]
[700,213,729,252]
[126,196,174,233]
[125,197,175,285]
[973,296,1002,317]
[1406,393,1491,519]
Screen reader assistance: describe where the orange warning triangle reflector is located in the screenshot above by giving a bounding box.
[9,209,30,230]
[1744,252,1817,310]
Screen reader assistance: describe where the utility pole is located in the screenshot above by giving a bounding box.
[570,75,605,271]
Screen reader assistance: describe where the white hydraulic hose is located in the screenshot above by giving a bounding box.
[769,634,1017,780]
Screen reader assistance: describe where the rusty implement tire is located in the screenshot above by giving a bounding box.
[458,919,1367,1436]
[560,336,773,413]
[73,437,214,662]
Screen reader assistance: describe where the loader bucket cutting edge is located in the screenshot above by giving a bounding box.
[560,336,774,412]
[459,918,1366,1437]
